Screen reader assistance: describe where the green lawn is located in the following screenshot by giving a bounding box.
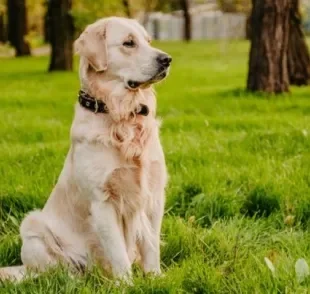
[0,41,310,293]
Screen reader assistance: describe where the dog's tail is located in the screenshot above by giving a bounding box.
[0,265,27,283]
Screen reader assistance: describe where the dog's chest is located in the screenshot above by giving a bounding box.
[73,114,164,214]
[103,162,153,216]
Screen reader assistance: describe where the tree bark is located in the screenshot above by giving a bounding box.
[48,0,74,71]
[180,0,191,42]
[0,12,7,43]
[122,0,132,18]
[153,19,160,40]
[245,14,251,40]
[287,0,310,85]
[247,0,290,93]
[142,0,153,27]
[44,1,50,44]
[7,0,31,56]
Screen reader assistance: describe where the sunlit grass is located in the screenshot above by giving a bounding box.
[0,40,310,293]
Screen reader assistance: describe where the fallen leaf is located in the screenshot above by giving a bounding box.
[295,258,309,283]
[264,257,275,276]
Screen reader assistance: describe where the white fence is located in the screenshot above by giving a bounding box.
[144,12,247,41]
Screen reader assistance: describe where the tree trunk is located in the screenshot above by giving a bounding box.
[142,0,152,27]
[245,14,251,40]
[7,0,31,56]
[0,12,7,43]
[247,0,290,93]
[43,1,50,44]
[180,0,191,42]
[122,0,132,18]
[153,19,160,40]
[287,0,310,85]
[48,0,74,71]
[44,10,50,43]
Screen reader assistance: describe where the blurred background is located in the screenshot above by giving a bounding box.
[1,0,310,63]
[1,2,310,292]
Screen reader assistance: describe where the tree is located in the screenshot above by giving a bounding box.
[43,0,50,43]
[180,0,191,41]
[48,0,74,71]
[247,0,291,93]
[217,0,251,13]
[122,0,132,18]
[287,0,310,85]
[7,0,31,56]
[0,11,6,43]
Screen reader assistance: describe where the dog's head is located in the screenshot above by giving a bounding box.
[75,17,172,91]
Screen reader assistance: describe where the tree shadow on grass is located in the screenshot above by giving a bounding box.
[216,87,292,99]
[0,72,50,85]
[0,70,75,82]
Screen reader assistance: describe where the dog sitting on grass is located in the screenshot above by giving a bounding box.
[0,16,171,283]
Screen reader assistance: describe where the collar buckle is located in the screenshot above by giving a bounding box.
[94,99,99,114]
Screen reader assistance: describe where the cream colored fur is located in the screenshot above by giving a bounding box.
[0,17,171,283]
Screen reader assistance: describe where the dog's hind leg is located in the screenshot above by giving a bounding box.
[20,211,61,272]
[0,211,58,282]
[0,210,87,283]
[20,210,87,275]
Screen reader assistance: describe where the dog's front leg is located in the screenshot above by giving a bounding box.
[139,159,167,276]
[90,199,131,281]
[139,193,164,275]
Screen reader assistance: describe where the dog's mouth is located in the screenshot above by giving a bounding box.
[126,67,169,90]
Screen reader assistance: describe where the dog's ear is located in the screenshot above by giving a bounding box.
[75,24,108,72]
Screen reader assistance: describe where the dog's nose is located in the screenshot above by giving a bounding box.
[157,54,172,67]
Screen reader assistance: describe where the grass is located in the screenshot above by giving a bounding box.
[0,40,310,293]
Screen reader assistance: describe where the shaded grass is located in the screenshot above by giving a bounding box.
[0,40,310,292]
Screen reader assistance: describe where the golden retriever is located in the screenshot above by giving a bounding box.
[0,16,171,283]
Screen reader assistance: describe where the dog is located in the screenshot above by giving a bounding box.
[0,16,171,282]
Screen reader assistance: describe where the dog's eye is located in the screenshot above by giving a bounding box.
[123,40,135,48]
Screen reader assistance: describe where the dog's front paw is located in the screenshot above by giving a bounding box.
[114,271,133,287]
[144,267,162,277]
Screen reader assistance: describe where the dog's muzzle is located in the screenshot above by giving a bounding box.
[126,53,172,90]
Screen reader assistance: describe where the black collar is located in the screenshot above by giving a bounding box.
[78,90,149,116]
